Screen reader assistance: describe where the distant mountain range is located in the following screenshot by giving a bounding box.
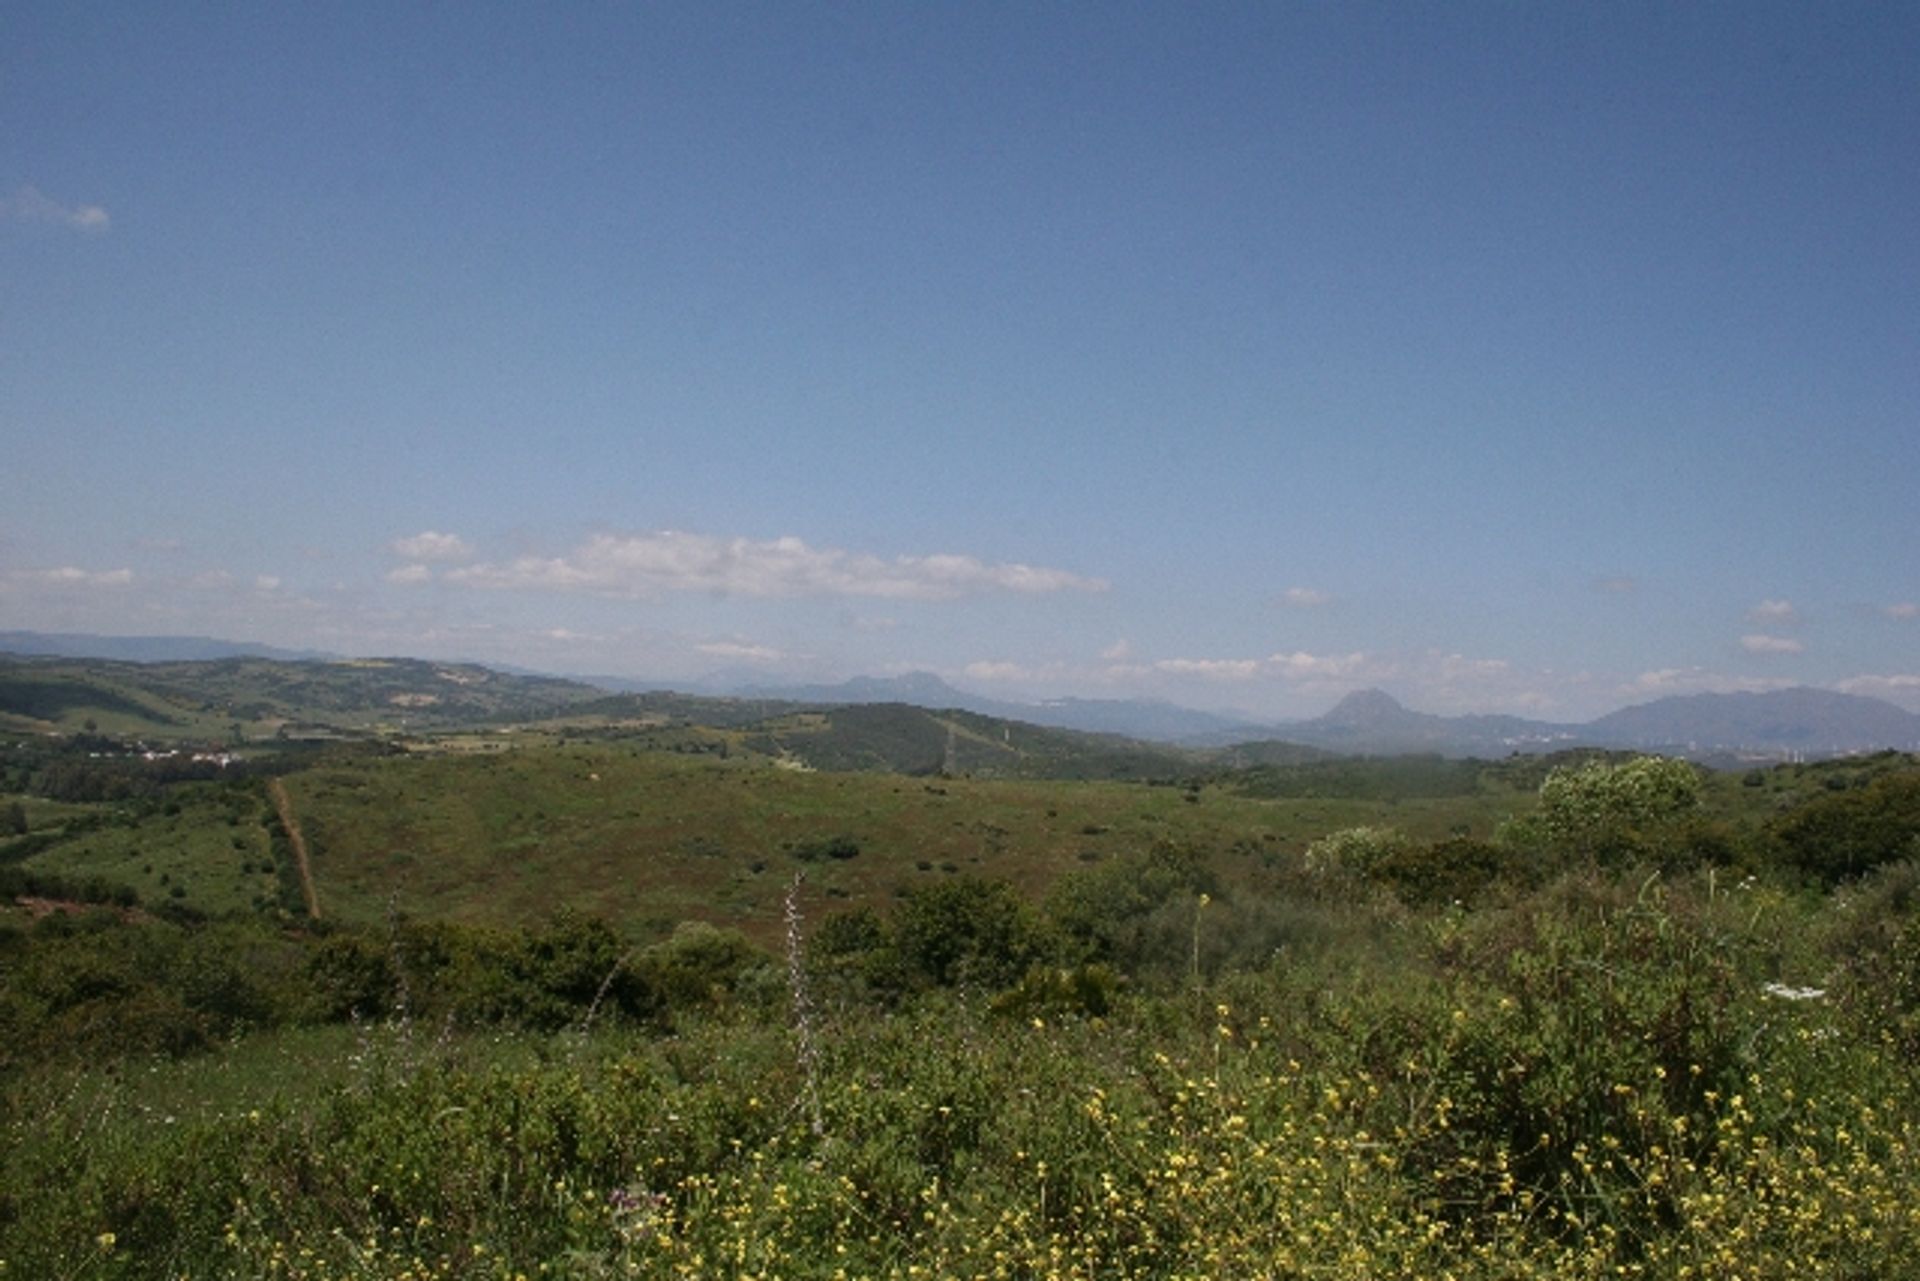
[733,672,1269,742]
[712,671,1920,760]
[3,631,1917,760]
[1270,686,1920,760]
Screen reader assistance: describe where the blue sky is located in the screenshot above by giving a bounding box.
[4,3,1916,719]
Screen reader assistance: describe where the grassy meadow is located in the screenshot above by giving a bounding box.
[269,744,1534,943]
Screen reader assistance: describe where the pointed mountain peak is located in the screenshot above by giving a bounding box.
[1318,688,1411,725]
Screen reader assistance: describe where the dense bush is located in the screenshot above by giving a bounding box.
[632,919,765,1017]
[1370,834,1535,906]
[1764,769,1920,885]
[1045,843,1215,977]
[1501,755,1702,865]
[786,833,861,862]
[892,876,1044,990]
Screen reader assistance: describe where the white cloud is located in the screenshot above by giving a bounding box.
[1887,603,1919,620]
[1594,575,1637,594]
[1105,649,1378,687]
[1624,668,1794,697]
[964,660,1036,682]
[1,185,109,232]
[1835,675,1920,709]
[182,570,284,593]
[446,531,1108,601]
[1436,652,1512,680]
[1268,650,1371,680]
[1100,639,1134,662]
[1740,633,1805,655]
[696,640,784,663]
[1747,599,1797,624]
[9,566,134,588]
[1154,657,1264,680]
[1280,587,1331,608]
[1836,674,1920,695]
[390,531,474,562]
[386,564,433,585]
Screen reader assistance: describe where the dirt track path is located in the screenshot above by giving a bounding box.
[267,778,322,920]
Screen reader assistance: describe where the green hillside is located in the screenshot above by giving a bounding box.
[728,702,1203,779]
[0,665,217,737]
[0,654,608,740]
[0,656,1309,784]
[9,736,1539,944]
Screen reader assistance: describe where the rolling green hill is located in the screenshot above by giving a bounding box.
[11,739,1539,945]
[0,654,608,739]
[0,656,1303,783]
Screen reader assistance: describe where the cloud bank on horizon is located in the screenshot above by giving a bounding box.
[3,5,1916,719]
[423,532,1108,602]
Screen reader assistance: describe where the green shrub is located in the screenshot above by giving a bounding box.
[1765,770,1920,885]
[1046,843,1213,975]
[788,833,862,862]
[894,876,1043,990]
[1303,824,1414,879]
[989,963,1122,1020]
[1369,835,1534,906]
[634,920,765,1017]
[1501,756,1702,866]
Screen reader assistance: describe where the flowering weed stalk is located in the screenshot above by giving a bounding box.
[785,872,824,1137]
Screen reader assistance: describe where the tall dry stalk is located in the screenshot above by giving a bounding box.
[785,872,824,1136]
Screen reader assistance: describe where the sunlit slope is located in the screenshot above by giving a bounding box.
[275,745,1508,942]
[0,655,608,740]
[0,666,225,737]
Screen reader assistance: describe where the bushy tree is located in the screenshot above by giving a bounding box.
[1369,836,1534,907]
[1046,843,1214,974]
[1767,770,1920,885]
[1503,756,1701,864]
[634,920,762,1016]
[1303,825,1414,879]
[894,876,1042,990]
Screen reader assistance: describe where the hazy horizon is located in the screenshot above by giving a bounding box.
[6,5,1916,720]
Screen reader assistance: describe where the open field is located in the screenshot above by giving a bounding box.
[269,744,1533,943]
[10,738,1549,942]
[14,725,1915,946]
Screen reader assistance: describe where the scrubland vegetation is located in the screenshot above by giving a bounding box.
[6,716,1920,1276]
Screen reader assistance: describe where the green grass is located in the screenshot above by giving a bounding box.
[18,787,279,915]
[9,739,1544,936]
[0,668,228,738]
[2,792,99,831]
[264,744,1533,944]
[0,654,610,743]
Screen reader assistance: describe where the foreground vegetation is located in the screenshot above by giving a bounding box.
[7,853,1920,1279]
[6,695,1920,1276]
